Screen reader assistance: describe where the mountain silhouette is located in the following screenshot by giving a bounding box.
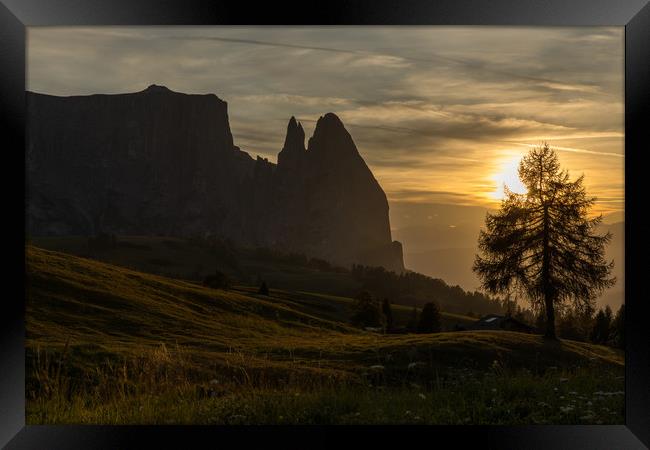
[26,85,404,272]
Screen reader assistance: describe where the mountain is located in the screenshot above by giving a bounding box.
[26,85,404,272]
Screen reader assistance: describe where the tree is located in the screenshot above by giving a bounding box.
[417,302,442,333]
[407,303,419,332]
[590,306,612,344]
[258,281,269,296]
[381,298,393,333]
[350,291,384,328]
[473,143,615,339]
[604,305,613,328]
[611,303,625,348]
[558,309,585,341]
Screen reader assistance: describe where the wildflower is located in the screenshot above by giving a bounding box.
[418,393,427,400]
[593,391,624,396]
[491,388,497,393]
[209,379,219,385]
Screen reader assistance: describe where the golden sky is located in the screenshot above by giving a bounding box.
[28,26,624,219]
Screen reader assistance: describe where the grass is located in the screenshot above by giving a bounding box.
[30,235,361,296]
[25,245,624,424]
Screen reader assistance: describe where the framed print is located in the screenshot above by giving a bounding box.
[1,0,649,448]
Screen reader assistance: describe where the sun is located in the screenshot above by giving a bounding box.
[491,156,528,200]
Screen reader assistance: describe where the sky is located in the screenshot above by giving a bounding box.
[27,27,625,303]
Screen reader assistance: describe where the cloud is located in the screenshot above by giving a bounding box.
[167,34,604,95]
[510,142,624,158]
[27,26,624,214]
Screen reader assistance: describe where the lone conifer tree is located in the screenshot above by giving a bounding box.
[473,143,615,339]
[381,298,393,333]
[350,291,384,328]
[417,302,442,334]
[258,281,269,296]
[407,304,418,332]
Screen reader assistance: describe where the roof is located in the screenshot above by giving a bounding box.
[474,314,535,331]
[478,314,504,323]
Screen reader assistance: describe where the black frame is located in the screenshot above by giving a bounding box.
[1,1,648,448]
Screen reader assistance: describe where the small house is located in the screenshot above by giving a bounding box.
[470,314,535,334]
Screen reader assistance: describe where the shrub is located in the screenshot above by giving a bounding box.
[202,270,231,290]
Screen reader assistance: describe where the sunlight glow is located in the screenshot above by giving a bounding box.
[491,156,528,200]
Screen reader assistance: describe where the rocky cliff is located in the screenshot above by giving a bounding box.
[26,85,404,272]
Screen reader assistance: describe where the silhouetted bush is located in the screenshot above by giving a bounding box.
[258,281,269,296]
[203,270,231,290]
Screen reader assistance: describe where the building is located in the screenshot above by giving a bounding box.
[467,314,535,334]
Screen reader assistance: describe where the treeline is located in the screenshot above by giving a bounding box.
[545,304,624,348]
[350,264,503,316]
[252,247,348,273]
[502,302,625,348]
[349,291,442,334]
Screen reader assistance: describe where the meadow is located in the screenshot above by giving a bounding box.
[25,244,624,424]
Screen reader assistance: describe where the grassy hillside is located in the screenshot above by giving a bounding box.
[26,245,624,424]
[29,235,502,315]
[29,235,360,296]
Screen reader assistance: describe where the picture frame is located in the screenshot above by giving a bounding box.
[1,0,648,448]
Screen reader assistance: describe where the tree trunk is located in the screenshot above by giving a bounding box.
[541,204,557,339]
[544,294,556,339]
